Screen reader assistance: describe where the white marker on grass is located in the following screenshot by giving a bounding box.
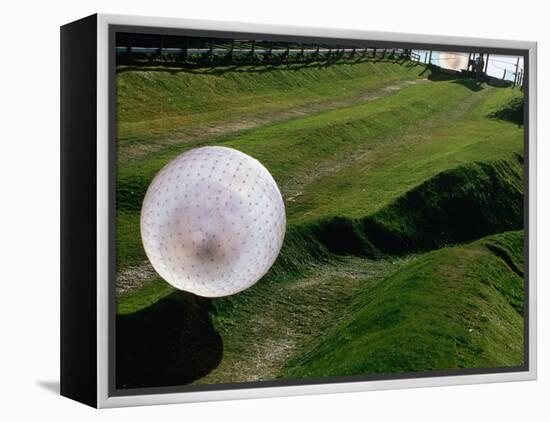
[140,146,286,297]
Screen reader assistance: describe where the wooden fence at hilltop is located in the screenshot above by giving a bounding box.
[116,34,522,89]
[116,33,415,67]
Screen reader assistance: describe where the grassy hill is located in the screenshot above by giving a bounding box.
[280,230,524,379]
[114,57,525,388]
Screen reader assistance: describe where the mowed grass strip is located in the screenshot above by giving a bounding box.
[286,84,523,221]
[117,59,423,151]
[118,76,474,196]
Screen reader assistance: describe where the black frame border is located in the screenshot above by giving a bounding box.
[60,14,98,408]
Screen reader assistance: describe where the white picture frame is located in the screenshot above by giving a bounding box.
[60,13,537,408]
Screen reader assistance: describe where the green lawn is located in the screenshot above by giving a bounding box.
[114,58,525,387]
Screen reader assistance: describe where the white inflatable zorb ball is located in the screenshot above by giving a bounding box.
[140,146,286,297]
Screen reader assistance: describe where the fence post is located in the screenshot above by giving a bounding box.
[126,44,132,63]
[157,35,165,63]
[521,70,525,88]
[513,56,520,87]
[209,38,214,60]
[182,37,188,63]
[428,50,432,65]
[373,48,376,59]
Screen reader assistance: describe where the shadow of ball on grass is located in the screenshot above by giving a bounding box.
[116,290,223,389]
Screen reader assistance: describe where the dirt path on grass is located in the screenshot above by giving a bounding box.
[196,257,414,384]
[284,84,492,207]
[118,78,428,162]
[117,262,159,296]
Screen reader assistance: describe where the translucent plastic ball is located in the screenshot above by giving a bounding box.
[140,146,286,297]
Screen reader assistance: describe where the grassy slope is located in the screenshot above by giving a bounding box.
[361,156,524,253]
[200,256,414,384]
[117,155,524,315]
[114,60,525,385]
[197,157,524,383]
[117,59,423,149]
[280,231,524,378]
[284,82,523,221]
[116,65,523,275]
[117,230,525,386]
[116,60,426,271]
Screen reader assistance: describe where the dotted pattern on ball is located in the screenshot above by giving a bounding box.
[140,146,286,297]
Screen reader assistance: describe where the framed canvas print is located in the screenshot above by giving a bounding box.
[60,13,537,408]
